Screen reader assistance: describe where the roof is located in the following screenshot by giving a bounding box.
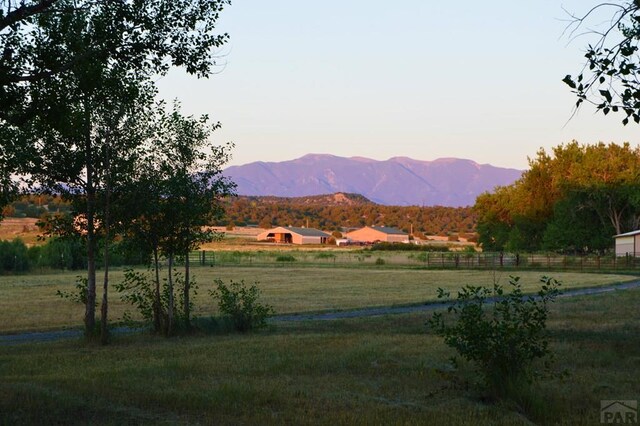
[369,226,407,235]
[280,226,330,237]
[614,230,640,238]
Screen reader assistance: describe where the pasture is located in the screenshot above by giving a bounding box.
[0,267,636,333]
[1,284,639,425]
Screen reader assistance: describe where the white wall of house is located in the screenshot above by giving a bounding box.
[614,234,640,257]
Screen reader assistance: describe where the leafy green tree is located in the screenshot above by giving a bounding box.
[118,102,235,335]
[1,0,231,338]
[542,193,614,254]
[475,142,640,253]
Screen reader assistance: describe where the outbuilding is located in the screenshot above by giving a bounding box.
[346,226,409,243]
[613,230,640,257]
[257,226,330,245]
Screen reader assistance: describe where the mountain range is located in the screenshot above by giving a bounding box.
[224,154,523,207]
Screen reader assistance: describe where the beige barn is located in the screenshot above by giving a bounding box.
[346,226,409,243]
[614,230,640,256]
[257,226,330,245]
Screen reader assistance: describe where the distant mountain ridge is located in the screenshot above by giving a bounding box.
[224,154,523,207]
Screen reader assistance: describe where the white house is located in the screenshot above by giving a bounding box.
[613,230,640,256]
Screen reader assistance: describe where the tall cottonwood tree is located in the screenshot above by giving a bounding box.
[2,0,231,338]
[475,141,640,253]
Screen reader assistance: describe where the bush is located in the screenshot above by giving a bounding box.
[35,237,86,270]
[315,252,336,259]
[370,242,448,252]
[0,238,30,272]
[210,279,274,332]
[427,276,561,400]
[275,254,296,262]
[114,268,196,335]
[374,257,385,265]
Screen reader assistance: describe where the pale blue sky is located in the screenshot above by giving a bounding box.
[156,1,639,169]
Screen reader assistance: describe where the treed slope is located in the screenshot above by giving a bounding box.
[220,193,476,235]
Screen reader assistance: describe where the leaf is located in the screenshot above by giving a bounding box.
[599,89,613,103]
[562,75,576,89]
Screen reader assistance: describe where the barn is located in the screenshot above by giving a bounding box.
[257,226,330,245]
[346,226,409,243]
[613,230,640,257]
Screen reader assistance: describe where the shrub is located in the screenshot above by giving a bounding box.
[56,276,90,306]
[36,237,86,270]
[275,254,296,262]
[210,279,274,332]
[0,238,30,272]
[370,242,448,252]
[315,252,336,259]
[427,276,561,400]
[375,257,385,265]
[114,268,196,335]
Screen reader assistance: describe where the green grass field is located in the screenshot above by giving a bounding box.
[1,284,639,425]
[0,267,636,333]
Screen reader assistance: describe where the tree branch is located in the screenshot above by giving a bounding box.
[0,0,59,31]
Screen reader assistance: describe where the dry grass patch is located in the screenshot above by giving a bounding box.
[0,218,42,246]
[0,267,636,333]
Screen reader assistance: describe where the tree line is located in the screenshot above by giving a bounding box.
[474,141,640,254]
[221,195,477,236]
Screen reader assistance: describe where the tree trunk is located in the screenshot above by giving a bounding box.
[167,252,174,336]
[153,245,161,333]
[100,142,111,345]
[184,244,190,330]
[84,106,96,338]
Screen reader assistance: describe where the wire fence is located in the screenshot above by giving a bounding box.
[182,250,640,272]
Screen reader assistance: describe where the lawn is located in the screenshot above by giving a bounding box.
[0,286,639,425]
[0,267,636,333]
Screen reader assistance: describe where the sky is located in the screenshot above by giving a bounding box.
[156,1,640,170]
